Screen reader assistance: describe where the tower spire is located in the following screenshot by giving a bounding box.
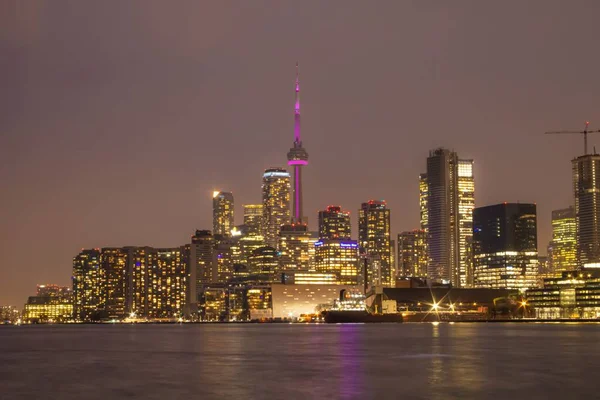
[294,62,301,143]
[287,63,309,224]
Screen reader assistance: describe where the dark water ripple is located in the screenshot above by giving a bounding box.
[0,323,599,400]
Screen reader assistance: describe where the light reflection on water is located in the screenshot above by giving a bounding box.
[0,323,598,399]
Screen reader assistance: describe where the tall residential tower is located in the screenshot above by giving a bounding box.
[422,148,474,287]
[572,154,600,267]
[212,191,234,237]
[358,200,392,287]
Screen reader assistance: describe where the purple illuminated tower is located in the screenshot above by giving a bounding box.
[287,63,309,224]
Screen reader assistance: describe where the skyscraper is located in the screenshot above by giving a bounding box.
[572,154,600,267]
[243,204,263,236]
[190,230,216,287]
[287,63,309,224]
[397,230,428,278]
[473,203,538,290]
[419,173,428,231]
[550,206,577,272]
[314,239,360,285]
[422,148,474,287]
[278,224,311,271]
[213,191,234,236]
[100,247,131,319]
[358,200,392,287]
[262,168,291,248]
[318,205,351,240]
[72,249,102,321]
[147,248,188,319]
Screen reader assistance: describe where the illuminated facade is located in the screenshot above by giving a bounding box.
[248,246,280,277]
[550,206,577,272]
[397,230,428,278]
[358,200,392,287]
[422,148,474,287]
[243,204,264,236]
[278,224,311,271]
[419,173,428,231]
[146,248,188,319]
[24,297,73,323]
[215,238,235,283]
[271,283,359,319]
[213,191,234,236]
[0,306,20,323]
[130,246,153,317]
[101,247,130,319]
[314,239,360,284]
[572,154,600,267]
[24,284,73,323]
[262,168,291,248]
[246,286,273,320]
[318,205,351,240]
[287,63,309,224]
[527,269,600,319]
[72,249,103,321]
[282,271,340,285]
[199,286,227,321]
[473,203,538,290]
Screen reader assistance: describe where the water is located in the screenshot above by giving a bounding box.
[1,323,599,399]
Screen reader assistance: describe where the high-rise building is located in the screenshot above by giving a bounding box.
[72,249,103,321]
[278,224,311,271]
[473,203,538,290]
[314,239,360,284]
[397,230,428,278]
[243,204,263,236]
[190,230,216,288]
[358,200,392,287]
[422,148,474,287]
[287,63,309,224]
[262,168,291,247]
[147,247,188,319]
[550,206,577,272]
[23,286,73,323]
[419,173,428,231]
[572,154,600,267]
[213,191,234,236]
[130,246,153,317]
[100,247,131,319]
[318,206,351,240]
[248,246,280,278]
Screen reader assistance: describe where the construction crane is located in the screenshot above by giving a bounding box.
[545,121,600,155]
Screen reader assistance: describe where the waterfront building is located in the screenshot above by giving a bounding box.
[213,191,234,237]
[72,249,103,321]
[199,285,228,321]
[146,248,188,319]
[243,204,264,236]
[262,168,291,248]
[287,63,309,225]
[0,306,20,323]
[358,200,392,287]
[281,271,340,285]
[129,246,153,318]
[473,203,538,290]
[422,148,474,287]
[527,269,600,319]
[318,206,351,240]
[100,247,131,319]
[24,284,73,323]
[246,285,273,320]
[397,230,428,278]
[314,239,360,284]
[278,224,311,271]
[573,154,600,267]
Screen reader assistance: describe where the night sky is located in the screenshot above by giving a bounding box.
[2,1,600,305]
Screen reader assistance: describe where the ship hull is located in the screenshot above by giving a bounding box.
[323,311,403,323]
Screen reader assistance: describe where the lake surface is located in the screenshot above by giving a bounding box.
[1,323,599,399]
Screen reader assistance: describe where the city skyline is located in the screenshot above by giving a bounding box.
[2,2,600,305]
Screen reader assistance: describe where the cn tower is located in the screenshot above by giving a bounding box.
[287,63,309,224]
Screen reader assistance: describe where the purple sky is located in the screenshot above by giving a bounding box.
[2,1,599,305]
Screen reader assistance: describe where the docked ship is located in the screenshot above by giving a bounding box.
[322,288,403,323]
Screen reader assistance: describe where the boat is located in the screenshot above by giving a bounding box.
[322,310,403,323]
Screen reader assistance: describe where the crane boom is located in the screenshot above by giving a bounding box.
[545,121,600,155]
